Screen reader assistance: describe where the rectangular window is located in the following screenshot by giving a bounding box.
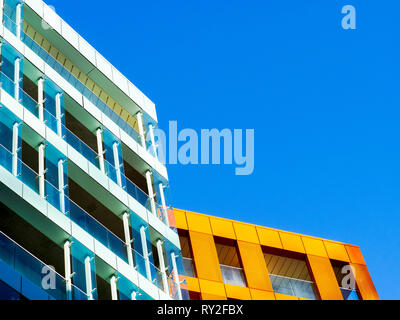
[263,247,318,300]
[331,260,361,300]
[214,237,246,287]
[178,229,197,278]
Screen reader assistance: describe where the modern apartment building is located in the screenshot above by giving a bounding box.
[0,0,187,300]
[174,209,379,300]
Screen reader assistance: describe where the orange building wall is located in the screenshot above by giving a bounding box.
[174,208,379,301]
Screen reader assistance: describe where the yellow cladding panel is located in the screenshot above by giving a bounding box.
[324,241,350,262]
[250,289,275,300]
[307,255,343,300]
[256,227,283,249]
[275,293,299,300]
[302,237,328,258]
[351,264,379,300]
[210,217,236,239]
[279,232,305,253]
[199,279,227,298]
[224,284,251,300]
[237,241,273,291]
[187,212,212,234]
[201,294,227,300]
[346,245,366,265]
[186,276,200,292]
[173,209,188,230]
[189,231,222,282]
[233,223,259,244]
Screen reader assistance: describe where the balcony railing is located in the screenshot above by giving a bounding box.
[0,138,176,296]
[0,70,174,229]
[340,287,360,300]
[0,230,88,300]
[3,7,160,158]
[182,257,196,278]
[269,274,318,300]
[220,264,247,287]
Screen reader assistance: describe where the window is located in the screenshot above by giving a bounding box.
[178,230,196,278]
[331,260,361,300]
[214,237,246,287]
[263,247,318,300]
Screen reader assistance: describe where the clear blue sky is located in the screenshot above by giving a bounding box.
[50,0,399,299]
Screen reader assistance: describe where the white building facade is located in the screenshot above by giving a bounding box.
[0,0,187,300]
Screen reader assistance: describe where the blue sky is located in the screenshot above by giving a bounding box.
[50,0,399,299]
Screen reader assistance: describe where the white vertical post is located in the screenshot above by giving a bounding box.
[55,93,63,137]
[131,292,137,300]
[148,124,158,159]
[136,112,146,148]
[12,122,19,176]
[14,58,20,101]
[38,78,44,122]
[158,183,169,226]
[171,252,183,300]
[84,256,94,300]
[58,159,65,214]
[38,143,45,198]
[96,128,105,173]
[113,142,122,187]
[156,240,169,295]
[140,226,152,281]
[110,276,118,300]
[16,3,22,40]
[122,212,134,267]
[145,170,156,215]
[64,241,72,300]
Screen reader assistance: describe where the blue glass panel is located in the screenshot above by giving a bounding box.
[70,238,97,300]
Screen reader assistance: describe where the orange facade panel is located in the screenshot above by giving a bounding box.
[250,288,276,300]
[210,217,236,239]
[199,279,227,298]
[224,284,252,300]
[233,223,260,244]
[173,209,188,230]
[189,231,222,282]
[187,213,213,234]
[324,241,350,262]
[175,209,378,300]
[351,263,379,300]
[256,227,283,249]
[237,240,273,292]
[307,255,343,300]
[279,232,305,253]
[302,237,328,258]
[346,245,367,266]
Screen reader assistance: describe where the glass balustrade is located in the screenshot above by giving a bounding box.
[19,31,146,145]
[0,76,158,218]
[0,56,174,231]
[340,287,360,300]
[0,230,88,300]
[0,141,174,296]
[220,264,247,287]
[269,274,318,300]
[182,257,196,278]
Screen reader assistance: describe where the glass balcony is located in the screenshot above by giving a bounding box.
[0,230,88,300]
[340,287,360,300]
[3,8,18,36]
[182,257,196,278]
[19,31,147,146]
[220,264,247,287]
[269,274,318,300]
[0,140,173,296]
